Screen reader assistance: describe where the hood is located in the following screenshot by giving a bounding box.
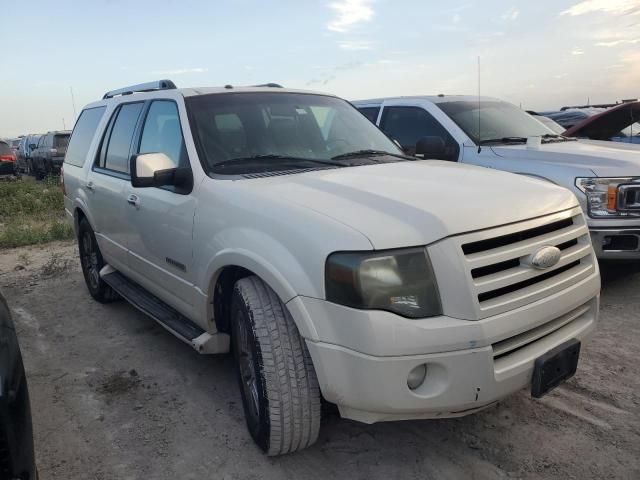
[249,161,577,250]
[564,102,640,140]
[492,140,640,177]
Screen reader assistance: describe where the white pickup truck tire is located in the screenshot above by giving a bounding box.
[231,276,321,455]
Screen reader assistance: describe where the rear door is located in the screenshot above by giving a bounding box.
[124,99,197,316]
[84,102,144,271]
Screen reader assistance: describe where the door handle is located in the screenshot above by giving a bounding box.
[85,181,95,191]
[127,194,140,208]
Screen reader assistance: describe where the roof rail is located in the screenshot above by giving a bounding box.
[102,79,177,99]
[560,99,639,111]
[252,83,283,88]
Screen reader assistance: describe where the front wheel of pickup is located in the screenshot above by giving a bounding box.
[78,218,118,303]
[231,276,321,455]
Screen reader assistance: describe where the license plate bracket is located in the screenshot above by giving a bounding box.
[531,338,581,398]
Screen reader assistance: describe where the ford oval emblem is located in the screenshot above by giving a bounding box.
[528,246,562,270]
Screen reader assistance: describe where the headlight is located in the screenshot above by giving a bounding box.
[325,247,442,318]
[575,177,640,218]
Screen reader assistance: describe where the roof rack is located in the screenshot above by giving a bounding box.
[102,79,177,99]
[252,83,283,88]
[560,99,639,111]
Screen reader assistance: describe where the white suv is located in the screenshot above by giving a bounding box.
[63,81,600,455]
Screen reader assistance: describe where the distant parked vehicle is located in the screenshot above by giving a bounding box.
[0,140,18,177]
[31,130,71,179]
[542,101,640,144]
[17,134,42,174]
[0,291,37,479]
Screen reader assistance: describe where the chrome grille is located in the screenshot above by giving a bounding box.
[461,208,595,317]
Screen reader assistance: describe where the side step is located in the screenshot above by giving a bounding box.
[101,270,229,354]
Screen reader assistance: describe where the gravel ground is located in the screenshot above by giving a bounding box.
[1,241,639,479]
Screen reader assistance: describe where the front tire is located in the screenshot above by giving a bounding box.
[231,276,321,455]
[78,218,118,303]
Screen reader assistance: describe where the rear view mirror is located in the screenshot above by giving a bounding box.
[130,152,193,192]
[415,136,447,160]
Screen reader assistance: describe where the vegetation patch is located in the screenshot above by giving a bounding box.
[0,176,74,249]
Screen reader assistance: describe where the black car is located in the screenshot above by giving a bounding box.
[31,130,71,179]
[0,291,37,479]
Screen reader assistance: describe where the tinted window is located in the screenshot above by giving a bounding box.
[65,107,106,167]
[437,100,553,144]
[104,103,143,173]
[0,141,11,156]
[186,93,402,175]
[54,134,70,148]
[380,106,459,159]
[138,101,188,167]
[358,107,380,124]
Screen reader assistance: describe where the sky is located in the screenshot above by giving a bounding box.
[1,0,639,137]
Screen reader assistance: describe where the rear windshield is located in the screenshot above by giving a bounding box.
[54,134,70,148]
[0,142,12,155]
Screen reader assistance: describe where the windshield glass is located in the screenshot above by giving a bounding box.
[186,92,403,174]
[437,100,554,144]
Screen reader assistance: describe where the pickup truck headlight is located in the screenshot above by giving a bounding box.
[325,247,442,318]
[575,177,640,218]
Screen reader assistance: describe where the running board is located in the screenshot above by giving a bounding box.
[101,270,229,354]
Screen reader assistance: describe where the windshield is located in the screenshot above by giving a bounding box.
[437,100,555,144]
[186,92,404,174]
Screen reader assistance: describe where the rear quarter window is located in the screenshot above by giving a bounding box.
[64,106,106,167]
[0,141,11,155]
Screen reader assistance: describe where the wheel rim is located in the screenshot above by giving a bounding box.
[80,231,100,290]
[235,312,260,425]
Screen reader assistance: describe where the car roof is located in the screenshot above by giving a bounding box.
[351,95,500,105]
[83,86,340,110]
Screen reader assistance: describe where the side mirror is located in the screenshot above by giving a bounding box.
[415,136,447,159]
[130,152,193,192]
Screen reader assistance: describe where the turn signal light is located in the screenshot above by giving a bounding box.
[607,185,617,210]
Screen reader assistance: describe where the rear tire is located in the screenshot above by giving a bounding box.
[231,276,321,455]
[78,218,118,303]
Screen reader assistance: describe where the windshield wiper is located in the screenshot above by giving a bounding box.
[478,137,528,145]
[541,133,575,142]
[214,154,346,169]
[331,149,413,161]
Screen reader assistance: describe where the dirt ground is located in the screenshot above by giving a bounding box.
[1,241,639,479]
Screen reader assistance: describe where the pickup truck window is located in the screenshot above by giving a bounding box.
[65,107,106,167]
[102,102,144,173]
[358,107,380,124]
[380,106,459,158]
[186,92,402,175]
[437,100,553,144]
[139,101,188,168]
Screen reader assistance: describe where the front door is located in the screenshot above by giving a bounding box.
[86,101,145,271]
[124,99,196,317]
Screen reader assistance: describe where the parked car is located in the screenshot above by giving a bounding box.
[353,95,640,259]
[17,134,43,174]
[0,140,18,177]
[31,130,71,179]
[542,102,640,145]
[64,80,600,455]
[0,291,37,479]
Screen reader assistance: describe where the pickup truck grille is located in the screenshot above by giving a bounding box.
[461,208,595,317]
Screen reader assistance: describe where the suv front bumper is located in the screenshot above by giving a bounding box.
[590,228,640,259]
[289,272,599,424]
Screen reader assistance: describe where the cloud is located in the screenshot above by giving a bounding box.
[327,0,374,32]
[560,0,640,16]
[150,68,208,75]
[596,38,640,46]
[338,40,373,50]
[501,7,520,20]
[571,48,585,55]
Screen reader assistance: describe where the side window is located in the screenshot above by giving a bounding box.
[102,103,144,173]
[358,107,380,124]
[380,106,459,159]
[139,101,188,167]
[65,106,106,167]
